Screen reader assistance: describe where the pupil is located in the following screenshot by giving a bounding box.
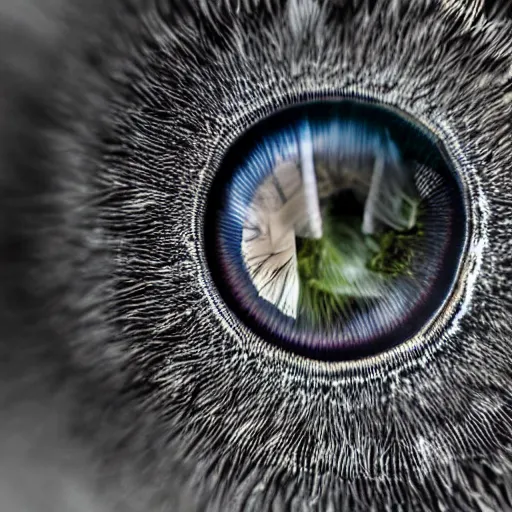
[242,148,423,328]
[205,99,466,361]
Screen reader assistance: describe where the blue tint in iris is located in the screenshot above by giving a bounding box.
[205,99,466,361]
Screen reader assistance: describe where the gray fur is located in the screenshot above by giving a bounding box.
[0,0,511,510]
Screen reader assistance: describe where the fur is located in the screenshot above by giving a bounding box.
[0,0,511,510]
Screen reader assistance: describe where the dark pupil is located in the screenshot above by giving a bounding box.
[205,99,466,361]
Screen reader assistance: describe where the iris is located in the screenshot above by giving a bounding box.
[205,99,466,361]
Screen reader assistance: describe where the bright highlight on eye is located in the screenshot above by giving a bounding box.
[205,99,466,360]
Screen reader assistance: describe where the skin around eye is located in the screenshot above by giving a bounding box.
[205,99,466,360]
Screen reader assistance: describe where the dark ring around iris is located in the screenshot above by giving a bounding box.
[204,98,467,362]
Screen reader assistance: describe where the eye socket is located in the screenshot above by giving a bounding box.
[205,99,466,361]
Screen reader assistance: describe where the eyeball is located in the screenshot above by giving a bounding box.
[205,99,466,360]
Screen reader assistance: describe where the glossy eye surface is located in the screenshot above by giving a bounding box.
[206,99,466,360]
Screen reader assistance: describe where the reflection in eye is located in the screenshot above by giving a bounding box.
[18,0,509,511]
[206,99,466,360]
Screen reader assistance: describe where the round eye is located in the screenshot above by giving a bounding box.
[205,99,466,361]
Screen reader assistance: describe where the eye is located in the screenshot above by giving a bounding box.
[89,0,512,511]
[205,98,466,360]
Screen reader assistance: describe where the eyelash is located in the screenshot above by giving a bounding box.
[55,0,512,510]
